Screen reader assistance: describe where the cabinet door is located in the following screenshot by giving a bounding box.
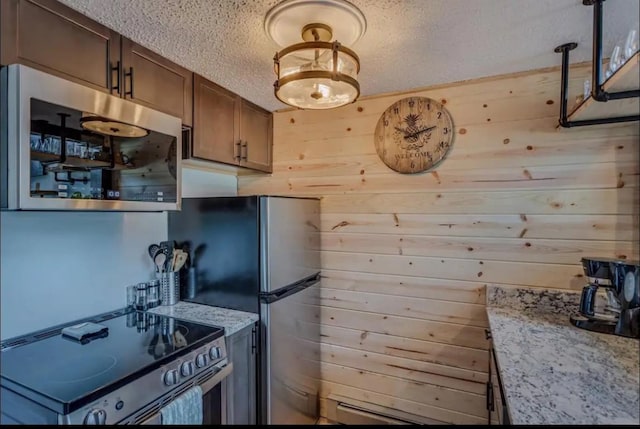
[0,0,119,92]
[239,99,273,173]
[121,38,193,126]
[227,324,257,425]
[192,74,240,165]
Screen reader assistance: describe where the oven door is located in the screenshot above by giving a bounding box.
[2,64,182,211]
[140,363,232,425]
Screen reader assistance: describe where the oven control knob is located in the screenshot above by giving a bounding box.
[209,346,222,360]
[163,369,180,386]
[84,408,107,425]
[180,361,195,377]
[195,353,209,368]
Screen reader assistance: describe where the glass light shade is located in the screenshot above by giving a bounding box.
[80,116,149,138]
[274,41,360,109]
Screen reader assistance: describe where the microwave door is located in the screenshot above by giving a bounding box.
[2,64,182,211]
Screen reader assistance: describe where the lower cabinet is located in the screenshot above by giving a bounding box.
[226,323,257,425]
[487,329,511,425]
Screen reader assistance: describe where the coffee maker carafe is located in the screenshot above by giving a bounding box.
[570,257,640,339]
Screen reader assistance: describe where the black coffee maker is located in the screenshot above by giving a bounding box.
[570,257,640,339]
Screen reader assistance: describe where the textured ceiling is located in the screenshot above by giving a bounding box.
[59,0,639,112]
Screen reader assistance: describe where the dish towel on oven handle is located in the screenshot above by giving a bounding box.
[160,385,203,425]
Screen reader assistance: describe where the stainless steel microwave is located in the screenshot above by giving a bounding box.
[0,64,181,211]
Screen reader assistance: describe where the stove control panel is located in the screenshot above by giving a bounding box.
[62,335,228,425]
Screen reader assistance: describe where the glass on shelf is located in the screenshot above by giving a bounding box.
[30,134,42,151]
[624,29,639,60]
[605,45,622,80]
[583,79,590,100]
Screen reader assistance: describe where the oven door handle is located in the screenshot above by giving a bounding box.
[141,363,233,425]
[200,363,233,395]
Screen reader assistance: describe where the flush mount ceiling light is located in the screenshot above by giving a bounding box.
[80,116,149,138]
[265,0,366,110]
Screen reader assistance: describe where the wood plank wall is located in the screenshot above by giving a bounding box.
[239,64,640,424]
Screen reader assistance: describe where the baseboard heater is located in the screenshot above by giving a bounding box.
[326,396,446,425]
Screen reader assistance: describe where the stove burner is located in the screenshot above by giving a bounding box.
[44,355,118,384]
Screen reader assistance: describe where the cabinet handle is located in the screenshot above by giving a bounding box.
[234,140,242,161]
[251,327,256,355]
[124,67,134,98]
[110,61,121,94]
[484,328,492,340]
[486,381,495,412]
[241,141,248,161]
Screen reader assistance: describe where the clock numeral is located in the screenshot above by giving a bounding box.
[437,111,442,119]
[408,100,415,108]
[410,161,415,169]
[393,107,399,114]
[383,119,389,126]
[443,127,449,134]
[427,103,431,110]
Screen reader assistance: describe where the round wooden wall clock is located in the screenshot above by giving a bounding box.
[374,96,454,174]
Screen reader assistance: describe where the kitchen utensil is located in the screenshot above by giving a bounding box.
[150,247,163,272]
[170,249,188,272]
[159,240,176,253]
[154,252,167,273]
[159,240,175,272]
[170,250,178,272]
[148,244,160,260]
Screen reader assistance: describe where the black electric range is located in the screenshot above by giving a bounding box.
[0,309,226,424]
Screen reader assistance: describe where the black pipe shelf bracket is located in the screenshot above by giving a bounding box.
[555,0,640,128]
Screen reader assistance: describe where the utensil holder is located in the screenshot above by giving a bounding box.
[157,271,180,306]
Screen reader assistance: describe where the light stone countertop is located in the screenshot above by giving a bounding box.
[148,301,259,337]
[486,285,640,425]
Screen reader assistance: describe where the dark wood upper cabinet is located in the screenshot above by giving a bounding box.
[0,0,119,92]
[192,74,240,165]
[120,38,193,127]
[240,99,273,173]
[191,74,273,171]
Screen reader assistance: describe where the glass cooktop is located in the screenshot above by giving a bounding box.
[0,311,223,413]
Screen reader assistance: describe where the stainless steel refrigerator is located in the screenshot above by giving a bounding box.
[168,196,321,425]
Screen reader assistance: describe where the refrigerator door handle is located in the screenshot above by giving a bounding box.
[260,273,320,304]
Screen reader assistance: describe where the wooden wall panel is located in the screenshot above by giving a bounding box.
[239,63,640,424]
[320,234,636,264]
[320,213,637,241]
[315,323,488,373]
